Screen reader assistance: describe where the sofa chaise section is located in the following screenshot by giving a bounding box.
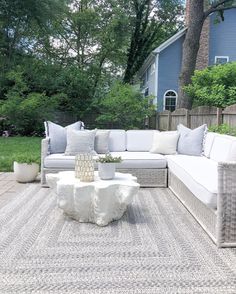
[167,132,236,248]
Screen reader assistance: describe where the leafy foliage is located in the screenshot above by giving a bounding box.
[0,68,58,135]
[0,0,184,135]
[13,153,41,165]
[178,0,236,109]
[208,123,236,136]
[96,82,155,129]
[97,154,122,163]
[123,0,184,83]
[184,62,236,108]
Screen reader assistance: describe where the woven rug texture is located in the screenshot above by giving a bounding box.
[0,184,236,293]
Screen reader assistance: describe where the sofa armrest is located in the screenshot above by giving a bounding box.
[41,136,50,155]
[217,161,236,247]
[41,137,50,185]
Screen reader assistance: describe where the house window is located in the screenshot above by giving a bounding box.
[164,90,177,112]
[144,88,149,97]
[215,56,229,64]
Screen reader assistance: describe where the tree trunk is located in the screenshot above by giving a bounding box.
[178,0,205,109]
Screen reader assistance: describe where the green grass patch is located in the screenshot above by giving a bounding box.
[0,137,42,172]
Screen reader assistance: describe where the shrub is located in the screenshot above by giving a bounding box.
[0,69,58,135]
[208,124,236,136]
[184,62,236,108]
[96,82,155,129]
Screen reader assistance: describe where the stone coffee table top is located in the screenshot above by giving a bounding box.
[46,171,140,226]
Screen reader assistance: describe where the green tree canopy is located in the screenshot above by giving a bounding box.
[0,0,184,135]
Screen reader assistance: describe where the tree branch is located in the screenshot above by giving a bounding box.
[204,0,236,18]
[210,0,233,9]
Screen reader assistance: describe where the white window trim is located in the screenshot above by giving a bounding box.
[163,90,178,111]
[154,54,159,106]
[215,56,229,64]
[151,62,155,75]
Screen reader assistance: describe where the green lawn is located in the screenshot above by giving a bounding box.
[0,137,42,172]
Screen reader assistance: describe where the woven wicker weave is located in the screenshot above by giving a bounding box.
[41,138,167,188]
[168,164,236,248]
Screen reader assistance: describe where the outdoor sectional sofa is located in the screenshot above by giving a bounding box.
[41,127,236,248]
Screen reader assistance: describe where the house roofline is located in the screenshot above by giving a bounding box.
[139,27,187,76]
[139,52,156,76]
[153,27,187,54]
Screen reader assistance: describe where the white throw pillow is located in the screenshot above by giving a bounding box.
[150,131,179,155]
[65,129,97,155]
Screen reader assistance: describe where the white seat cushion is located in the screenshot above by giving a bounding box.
[126,130,156,151]
[110,152,167,169]
[44,154,76,169]
[166,155,218,209]
[44,152,167,170]
[44,151,167,169]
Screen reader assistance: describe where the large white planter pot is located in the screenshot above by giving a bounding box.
[98,162,116,180]
[13,162,39,183]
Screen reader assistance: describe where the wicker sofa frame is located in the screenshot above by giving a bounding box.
[41,138,167,188]
[41,137,236,248]
[168,162,236,248]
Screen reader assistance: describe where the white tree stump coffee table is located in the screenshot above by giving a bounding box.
[46,171,140,226]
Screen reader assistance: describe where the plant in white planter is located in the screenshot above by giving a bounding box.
[13,154,40,183]
[97,154,122,180]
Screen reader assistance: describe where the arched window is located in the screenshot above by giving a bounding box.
[164,90,177,112]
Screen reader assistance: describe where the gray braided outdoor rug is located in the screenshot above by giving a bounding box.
[1,185,236,294]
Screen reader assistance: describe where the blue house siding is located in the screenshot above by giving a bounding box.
[140,8,236,111]
[157,35,184,111]
[209,9,236,65]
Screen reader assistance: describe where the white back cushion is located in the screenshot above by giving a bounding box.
[108,130,126,151]
[203,132,217,158]
[210,134,236,162]
[126,130,156,151]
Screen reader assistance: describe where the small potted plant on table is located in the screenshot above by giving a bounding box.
[13,154,40,183]
[97,154,122,180]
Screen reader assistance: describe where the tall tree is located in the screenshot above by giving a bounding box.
[0,0,66,67]
[178,0,236,109]
[123,0,184,83]
[47,0,130,91]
